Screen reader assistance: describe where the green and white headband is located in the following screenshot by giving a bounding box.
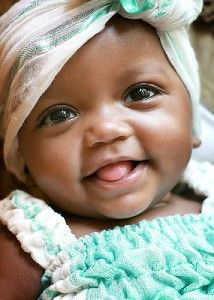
[0,0,203,180]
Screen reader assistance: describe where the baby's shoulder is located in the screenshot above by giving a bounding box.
[0,224,43,300]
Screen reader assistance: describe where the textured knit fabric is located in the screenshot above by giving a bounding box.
[0,190,213,300]
[0,0,202,181]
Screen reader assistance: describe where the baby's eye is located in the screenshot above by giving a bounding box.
[38,105,77,127]
[124,84,160,103]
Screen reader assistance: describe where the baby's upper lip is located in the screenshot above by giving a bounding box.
[83,156,145,178]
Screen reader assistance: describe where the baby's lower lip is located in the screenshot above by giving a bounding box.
[86,160,148,191]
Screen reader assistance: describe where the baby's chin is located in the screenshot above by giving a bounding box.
[73,193,164,222]
[95,203,151,221]
[95,195,171,222]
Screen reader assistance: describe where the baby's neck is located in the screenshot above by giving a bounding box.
[64,193,202,238]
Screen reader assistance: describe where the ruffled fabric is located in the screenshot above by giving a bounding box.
[0,190,214,299]
[0,190,76,268]
[41,214,214,300]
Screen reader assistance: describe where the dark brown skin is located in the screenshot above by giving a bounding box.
[0,225,43,299]
[0,16,201,298]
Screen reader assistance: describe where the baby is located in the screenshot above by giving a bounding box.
[0,0,213,299]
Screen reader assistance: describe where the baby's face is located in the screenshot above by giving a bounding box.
[18,16,195,219]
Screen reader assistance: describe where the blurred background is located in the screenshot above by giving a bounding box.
[0,0,213,198]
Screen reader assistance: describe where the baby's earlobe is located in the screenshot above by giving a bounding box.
[192,137,201,148]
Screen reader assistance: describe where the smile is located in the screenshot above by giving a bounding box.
[86,160,148,191]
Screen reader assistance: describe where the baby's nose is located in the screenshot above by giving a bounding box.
[83,109,133,148]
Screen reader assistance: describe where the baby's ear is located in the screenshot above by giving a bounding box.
[192,137,201,148]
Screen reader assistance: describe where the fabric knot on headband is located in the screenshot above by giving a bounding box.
[0,0,203,180]
[120,0,202,30]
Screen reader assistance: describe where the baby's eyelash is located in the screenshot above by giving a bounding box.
[124,83,162,103]
[37,104,78,127]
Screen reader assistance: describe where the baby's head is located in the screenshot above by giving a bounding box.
[0,0,202,219]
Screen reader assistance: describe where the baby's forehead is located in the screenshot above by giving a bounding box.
[74,15,165,73]
[38,17,169,95]
[69,0,91,9]
[99,15,159,46]
[58,16,164,72]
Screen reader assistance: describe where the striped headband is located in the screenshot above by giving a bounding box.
[0,0,203,180]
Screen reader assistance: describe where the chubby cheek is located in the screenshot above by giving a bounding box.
[19,134,83,204]
[156,127,192,177]
[136,106,193,178]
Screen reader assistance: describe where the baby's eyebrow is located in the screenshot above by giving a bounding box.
[38,85,59,105]
[120,62,170,80]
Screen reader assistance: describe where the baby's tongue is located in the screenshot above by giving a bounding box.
[96,161,134,181]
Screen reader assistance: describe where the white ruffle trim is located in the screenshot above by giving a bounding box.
[39,252,88,299]
[0,190,77,269]
[183,159,214,214]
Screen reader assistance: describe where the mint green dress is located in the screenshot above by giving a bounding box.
[0,190,213,300]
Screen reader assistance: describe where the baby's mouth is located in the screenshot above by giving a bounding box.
[92,160,140,182]
[84,159,148,192]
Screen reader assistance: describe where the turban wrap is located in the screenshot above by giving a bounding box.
[0,0,203,180]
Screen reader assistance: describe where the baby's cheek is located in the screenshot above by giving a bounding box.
[144,114,192,172]
[159,132,192,176]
